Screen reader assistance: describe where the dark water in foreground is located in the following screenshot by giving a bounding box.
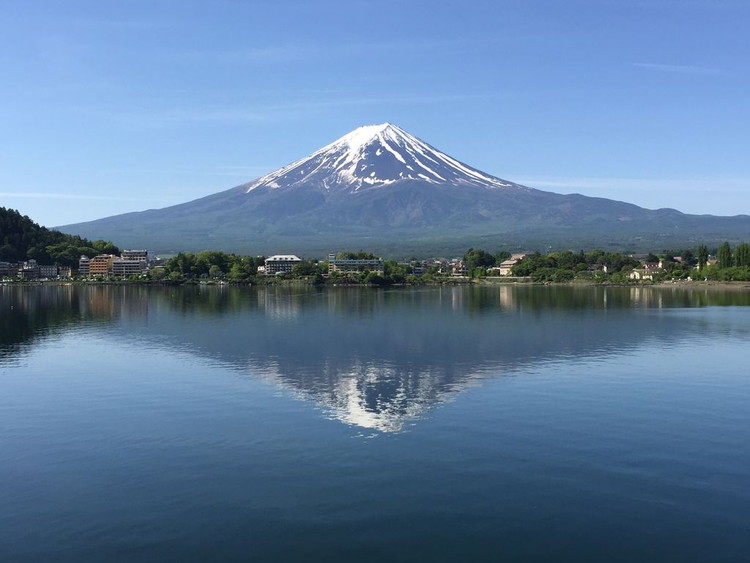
[1,284,749,562]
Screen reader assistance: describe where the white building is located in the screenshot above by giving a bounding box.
[264,255,302,275]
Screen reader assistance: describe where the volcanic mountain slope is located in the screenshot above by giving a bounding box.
[58,124,750,255]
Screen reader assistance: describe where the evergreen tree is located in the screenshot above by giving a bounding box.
[717,242,733,269]
[696,244,709,271]
[734,242,750,267]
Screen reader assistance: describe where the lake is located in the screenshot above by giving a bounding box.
[1,284,749,562]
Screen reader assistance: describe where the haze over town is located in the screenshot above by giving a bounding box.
[2,0,748,228]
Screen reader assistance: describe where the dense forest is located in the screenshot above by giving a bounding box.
[0,207,119,267]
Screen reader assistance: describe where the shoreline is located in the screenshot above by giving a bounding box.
[653,280,750,291]
[3,279,750,291]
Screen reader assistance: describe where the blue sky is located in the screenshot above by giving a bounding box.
[2,0,748,227]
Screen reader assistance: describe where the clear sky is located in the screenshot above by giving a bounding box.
[2,0,748,228]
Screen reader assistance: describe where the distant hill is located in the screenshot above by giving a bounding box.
[57,124,750,257]
[0,207,119,267]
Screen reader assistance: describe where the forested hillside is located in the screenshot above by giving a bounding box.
[0,207,119,267]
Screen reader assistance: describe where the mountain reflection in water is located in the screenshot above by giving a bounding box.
[2,284,749,432]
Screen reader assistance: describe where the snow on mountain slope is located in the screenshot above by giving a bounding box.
[245,123,527,193]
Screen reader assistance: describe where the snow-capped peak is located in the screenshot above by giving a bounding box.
[335,122,397,149]
[245,123,522,193]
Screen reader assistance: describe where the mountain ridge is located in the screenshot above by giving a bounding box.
[57,124,750,256]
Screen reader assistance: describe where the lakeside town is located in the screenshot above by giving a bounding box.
[3,242,750,285]
[3,206,749,286]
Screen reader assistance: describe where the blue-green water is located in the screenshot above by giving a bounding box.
[1,285,749,562]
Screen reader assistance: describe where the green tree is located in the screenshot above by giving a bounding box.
[530,267,556,282]
[585,249,605,264]
[463,248,496,270]
[511,252,542,276]
[228,263,246,281]
[717,242,733,269]
[494,250,511,263]
[165,252,195,277]
[92,240,120,255]
[364,271,386,285]
[696,244,709,270]
[149,268,167,281]
[337,251,377,259]
[292,259,321,276]
[551,250,586,271]
[384,260,409,283]
[603,252,641,273]
[734,242,750,267]
[680,249,696,267]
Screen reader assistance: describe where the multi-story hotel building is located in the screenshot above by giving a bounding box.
[88,254,116,276]
[264,255,302,275]
[120,250,148,262]
[327,254,384,275]
[111,259,147,276]
[79,250,150,277]
[39,265,58,278]
[78,256,90,276]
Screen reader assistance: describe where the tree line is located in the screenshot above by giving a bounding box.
[706,242,750,281]
[0,207,119,267]
[157,245,750,285]
[503,244,750,282]
[4,206,749,283]
[157,251,416,285]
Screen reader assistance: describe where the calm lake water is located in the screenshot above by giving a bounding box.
[1,284,749,562]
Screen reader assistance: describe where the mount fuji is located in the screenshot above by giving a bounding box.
[244,123,524,192]
[58,123,750,255]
